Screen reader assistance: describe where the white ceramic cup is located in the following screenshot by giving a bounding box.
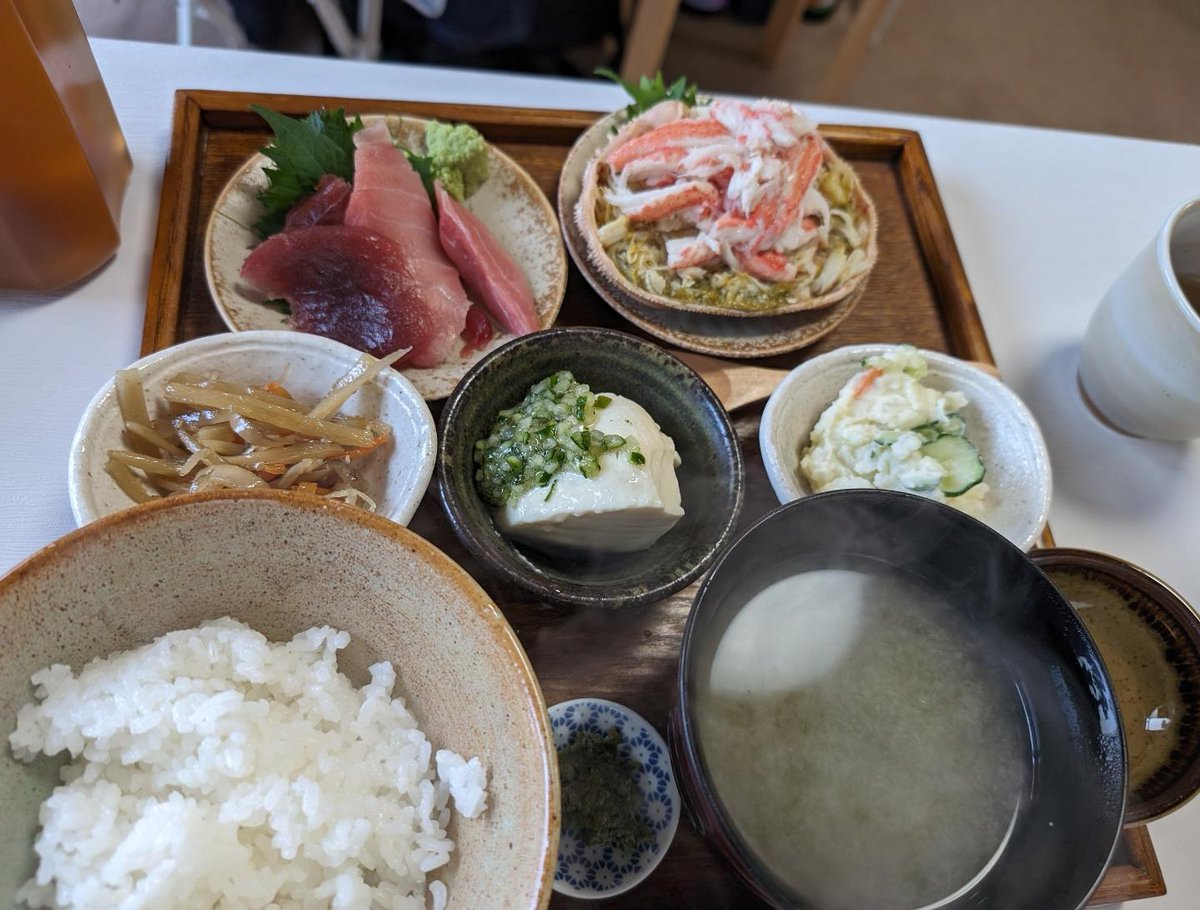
[1079,198,1200,440]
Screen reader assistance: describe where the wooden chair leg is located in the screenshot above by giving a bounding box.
[816,0,893,102]
[620,0,683,81]
[760,0,805,67]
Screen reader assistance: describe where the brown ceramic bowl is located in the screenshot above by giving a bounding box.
[1031,547,1200,824]
[0,490,558,909]
[564,109,878,320]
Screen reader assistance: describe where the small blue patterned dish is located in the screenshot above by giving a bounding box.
[549,698,680,899]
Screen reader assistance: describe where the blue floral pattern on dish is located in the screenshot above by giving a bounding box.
[549,698,681,899]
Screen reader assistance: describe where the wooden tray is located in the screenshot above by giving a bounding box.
[147,89,1166,907]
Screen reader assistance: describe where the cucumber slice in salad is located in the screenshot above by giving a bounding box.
[874,429,903,445]
[937,413,967,437]
[913,414,967,443]
[913,424,940,444]
[920,434,985,497]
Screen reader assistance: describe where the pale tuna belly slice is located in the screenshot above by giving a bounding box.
[435,182,540,336]
[240,225,446,367]
[344,130,470,364]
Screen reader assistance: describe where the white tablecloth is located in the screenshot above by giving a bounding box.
[1,37,1197,907]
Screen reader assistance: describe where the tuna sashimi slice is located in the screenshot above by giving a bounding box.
[240,225,454,368]
[461,304,495,355]
[435,182,540,336]
[283,175,352,232]
[344,130,471,345]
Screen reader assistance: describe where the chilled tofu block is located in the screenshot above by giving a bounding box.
[497,394,684,553]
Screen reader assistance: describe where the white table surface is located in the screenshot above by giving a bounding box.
[2,37,1197,907]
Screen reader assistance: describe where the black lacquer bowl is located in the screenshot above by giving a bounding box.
[437,327,744,608]
[674,490,1127,910]
[1032,547,1200,825]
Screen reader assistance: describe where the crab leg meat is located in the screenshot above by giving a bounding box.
[606,119,731,172]
[606,180,721,222]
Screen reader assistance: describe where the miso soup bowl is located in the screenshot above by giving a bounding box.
[673,490,1126,910]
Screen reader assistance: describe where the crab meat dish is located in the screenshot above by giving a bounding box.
[577,99,877,314]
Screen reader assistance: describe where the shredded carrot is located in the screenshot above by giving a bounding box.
[341,433,390,460]
[261,382,292,399]
[294,482,320,495]
[851,367,883,399]
[260,463,287,476]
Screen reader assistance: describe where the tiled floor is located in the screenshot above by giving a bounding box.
[664,0,1200,145]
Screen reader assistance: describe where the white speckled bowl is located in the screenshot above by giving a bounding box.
[68,331,436,527]
[759,344,1051,551]
[0,491,558,910]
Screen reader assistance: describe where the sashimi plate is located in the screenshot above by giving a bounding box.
[205,114,568,400]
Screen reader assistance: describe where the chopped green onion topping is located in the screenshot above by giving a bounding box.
[473,371,633,506]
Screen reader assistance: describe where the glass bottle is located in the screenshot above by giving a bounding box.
[0,0,132,290]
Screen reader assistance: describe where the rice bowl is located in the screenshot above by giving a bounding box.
[0,490,558,910]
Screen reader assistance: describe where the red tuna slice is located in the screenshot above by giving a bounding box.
[240,225,451,368]
[460,304,495,355]
[435,182,541,336]
[344,132,471,350]
[283,175,352,232]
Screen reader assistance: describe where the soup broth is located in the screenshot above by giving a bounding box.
[695,568,1029,910]
[1048,568,1183,793]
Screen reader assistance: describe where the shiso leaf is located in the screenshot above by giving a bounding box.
[251,105,363,237]
[403,149,439,211]
[595,67,698,121]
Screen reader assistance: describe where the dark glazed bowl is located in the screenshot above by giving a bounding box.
[674,490,1126,910]
[437,327,744,608]
[1031,547,1200,825]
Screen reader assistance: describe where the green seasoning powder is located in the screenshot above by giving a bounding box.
[558,728,652,853]
[472,371,630,506]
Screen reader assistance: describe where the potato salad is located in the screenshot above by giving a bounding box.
[800,347,987,513]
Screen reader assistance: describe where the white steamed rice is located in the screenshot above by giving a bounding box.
[8,618,488,910]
